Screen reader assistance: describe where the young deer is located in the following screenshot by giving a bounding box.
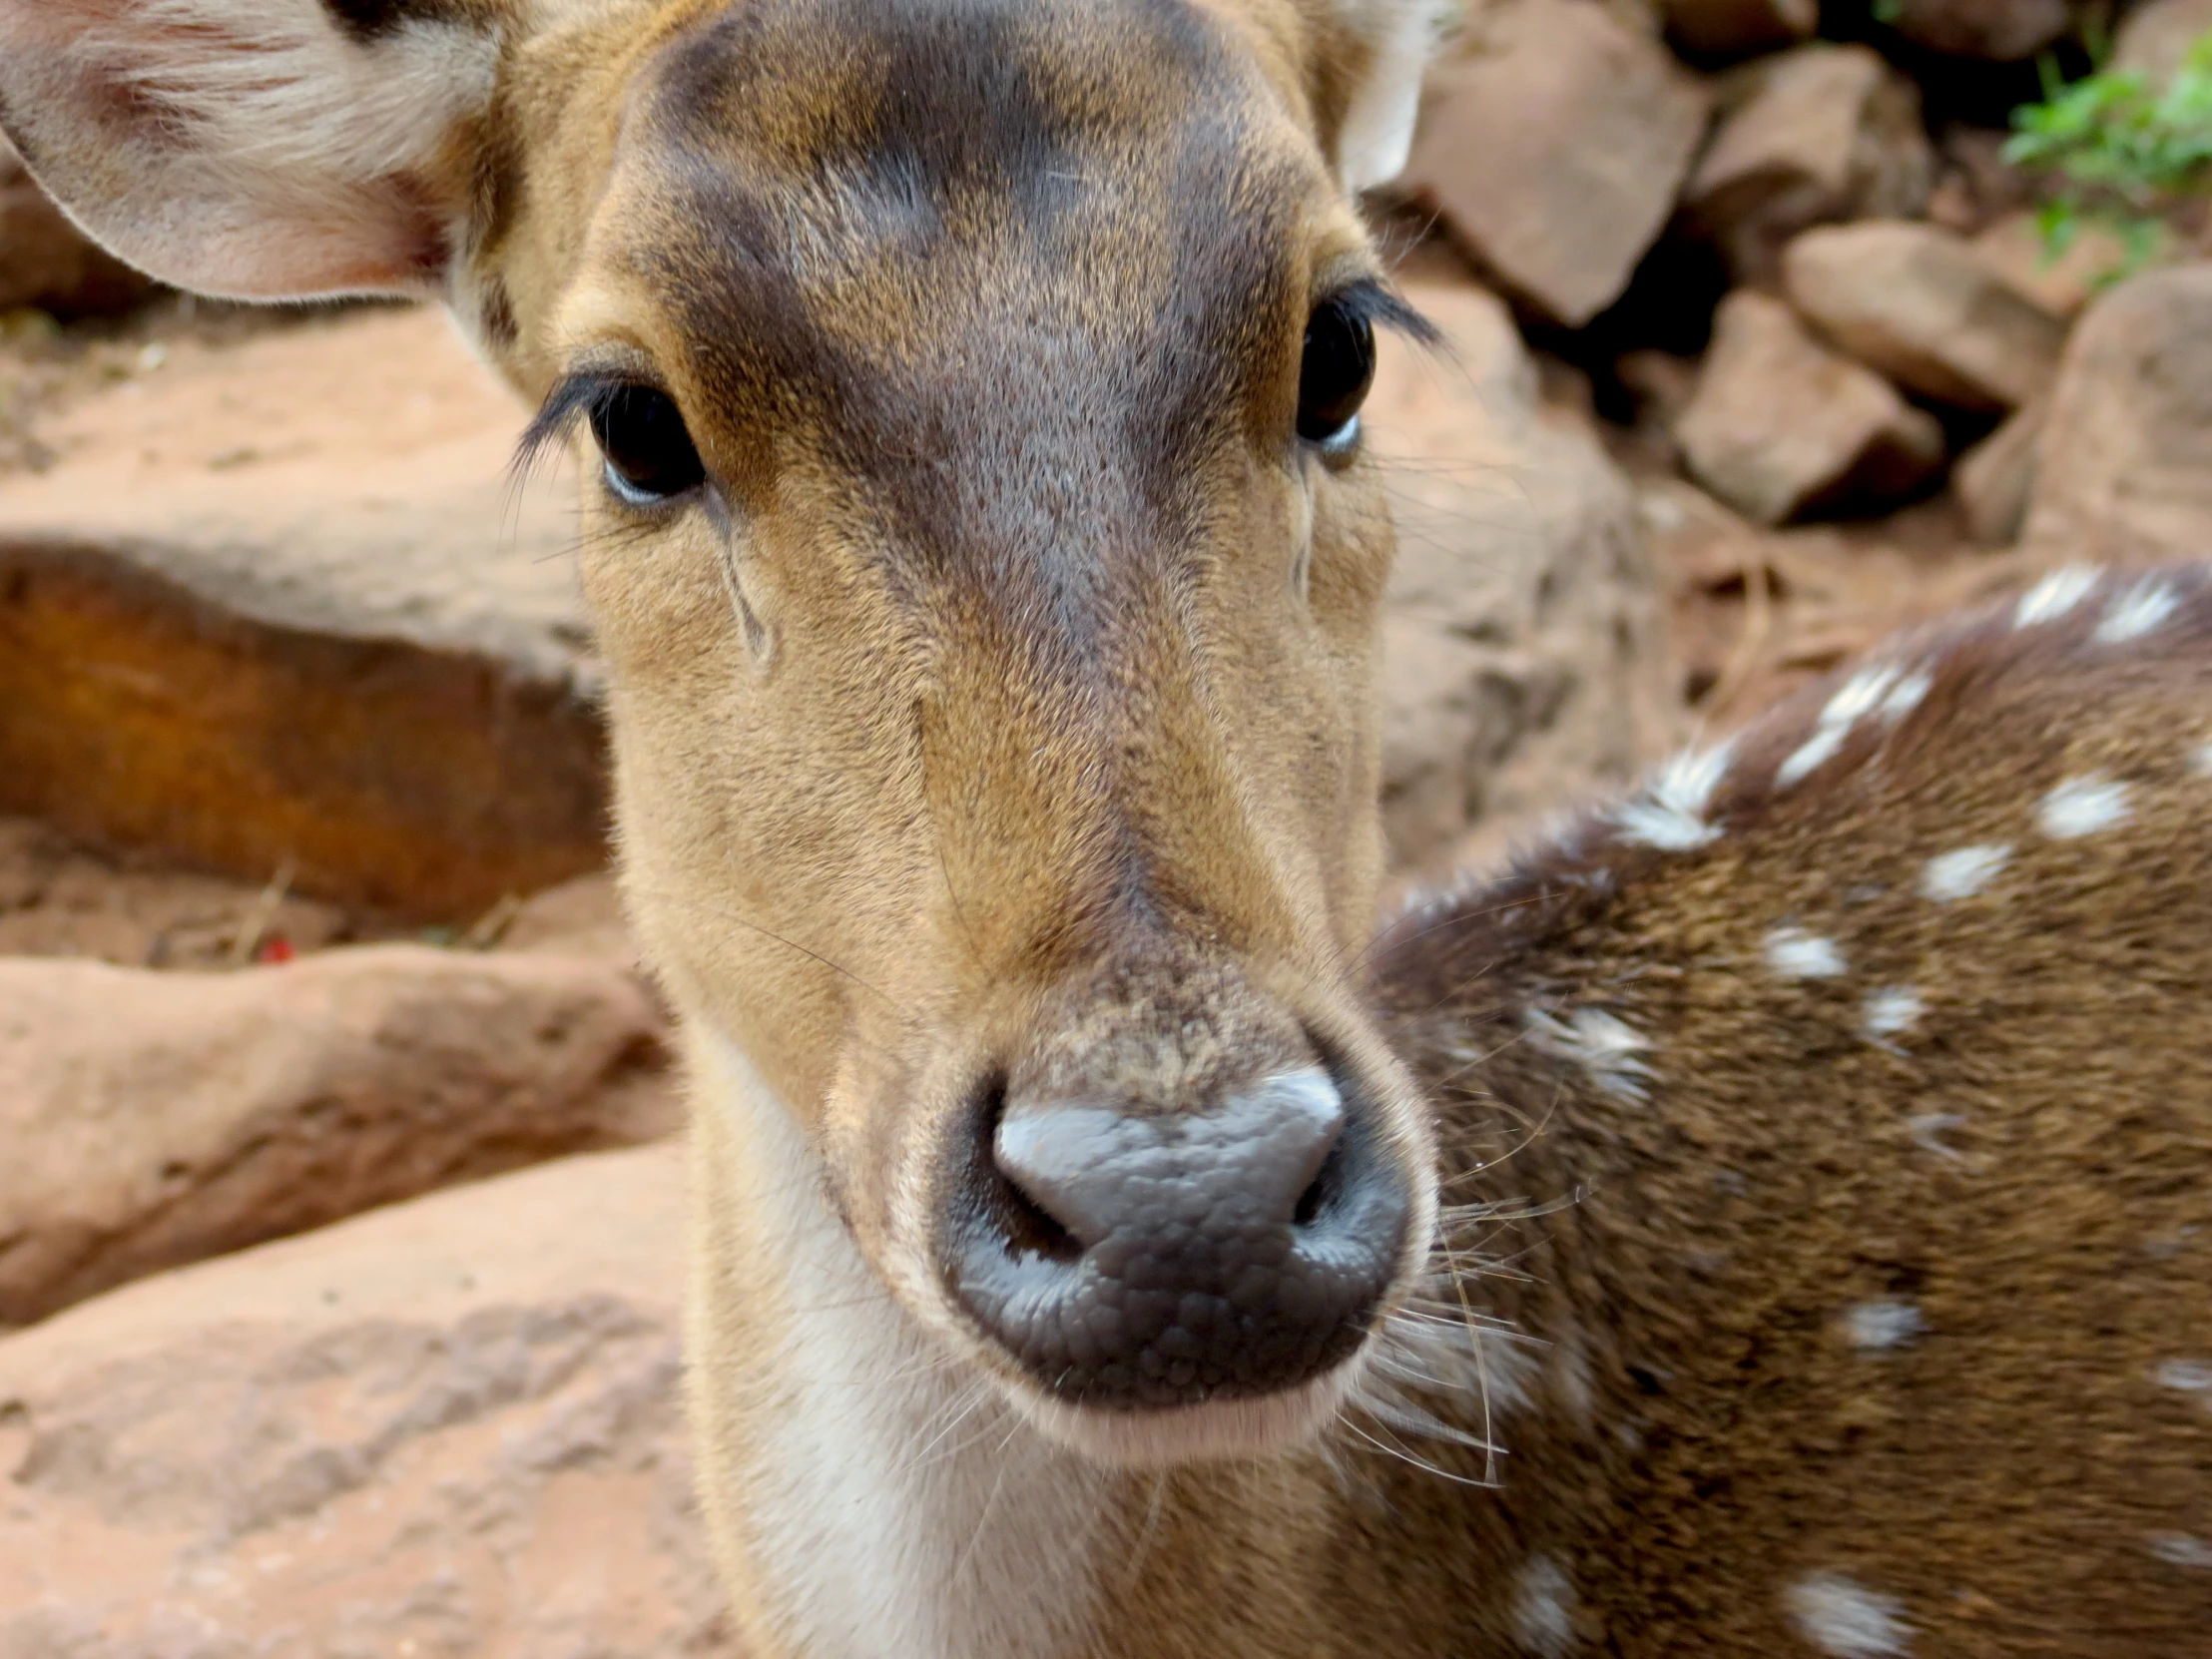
[3,2,2206,1655]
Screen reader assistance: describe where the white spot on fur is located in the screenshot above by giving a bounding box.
[1862,988,1924,1043]
[1778,725,1849,789]
[1778,664,1922,788]
[1765,927,1846,979]
[2038,775,2132,838]
[1787,1573,1910,1657]
[1824,663,1904,725]
[1907,1113,1969,1165]
[1921,843,2010,901]
[2154,1359,2212,1393]
[1513,1555,1576,1657]
[1844,1301,1925,1353]
[2093,577,2182,643]
[1879,668,1931,723]
[1613,742,1734,850]
[2149,1532,2212,1569]
[1526,1008,1656,1104]
[2013,564,2100,628]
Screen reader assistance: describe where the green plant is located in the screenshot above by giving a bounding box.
[2003,33,2212,284]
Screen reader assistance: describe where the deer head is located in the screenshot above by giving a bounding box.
[0,0,1450,1464]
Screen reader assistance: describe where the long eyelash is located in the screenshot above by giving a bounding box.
[1338,278,1440,347]
[516,278,1435,486]
[510,372,629,486]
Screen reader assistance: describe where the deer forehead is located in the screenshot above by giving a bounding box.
[555,0,1363,446]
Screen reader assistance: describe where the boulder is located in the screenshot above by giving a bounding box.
[1885,0,2074,59]
[0,944,673,1328]
[2111,0,2212,78]
[1969,210,2132,318]
[1401,0,1712,326]
[2023,264,2212,565]
[1953,399,2045,545]
[1657,0,1815,57]
[0,1144,737,1657]
[1783,220,2068,410]
[0,305,607,920]
[1371,268,1685,869]
[0,133,155,317]
[1683,46,1935,287]
[1674,290,1944,526]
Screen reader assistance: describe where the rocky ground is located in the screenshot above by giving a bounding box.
[3,3,2212,1651]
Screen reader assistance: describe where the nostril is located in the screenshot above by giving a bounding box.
[1292,1134,1343,1228]
[970,1073,1081,1265]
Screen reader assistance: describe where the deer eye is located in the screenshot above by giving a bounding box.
[1297,296,1376,451]
[588,383,706,505]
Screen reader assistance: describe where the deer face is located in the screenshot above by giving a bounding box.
[0,0,1443,1465]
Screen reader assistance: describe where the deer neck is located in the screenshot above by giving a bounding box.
[683,1026,1125,1659]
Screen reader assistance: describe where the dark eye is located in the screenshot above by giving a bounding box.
[589,383,706,504]
[1297,297,1376,448]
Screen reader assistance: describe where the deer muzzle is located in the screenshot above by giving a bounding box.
[947,1064,1411,1416]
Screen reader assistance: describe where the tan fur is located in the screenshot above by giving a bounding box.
[4,3,2206,1655]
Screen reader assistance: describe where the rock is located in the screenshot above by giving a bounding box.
[1783,220,2068,410]
[2023,264,2212,565]
[1371,267,1685,869]
[0,133,155,317]
[1886,0,2073,59]
[1683,46,1935,287]
[1969,211,2133,318]
[0,1144,737,1657]
[1657,0,1814,57]
[1401,0,1712,327]
[1614,348,1703,473]
[497,870,639,963]
[0,944,673,1328]
[1953,399,2045,544]
[2110,0,2212,78]
[0,305,608,920]
[1674,290,1944,526]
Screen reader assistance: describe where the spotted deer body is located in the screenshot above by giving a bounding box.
[2,2,2207,1655]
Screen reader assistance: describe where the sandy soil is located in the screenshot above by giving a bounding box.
[0,294,385,479]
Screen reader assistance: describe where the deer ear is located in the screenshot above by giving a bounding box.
[1303,0,1450,192]
[0,0,501,300]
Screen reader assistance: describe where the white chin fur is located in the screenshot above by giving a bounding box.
[1001,1353,1370,1468]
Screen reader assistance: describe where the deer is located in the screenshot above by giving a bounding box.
[3,1,2208,1655]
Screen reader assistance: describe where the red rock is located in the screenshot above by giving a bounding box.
[0,305,606,919]
[0,1144,737,1657]
[1784,220,2067,410]
[1369,269,1685,867]
[1887,0,2072,59]
[1675,290,1944,526]
[1401,0,1711,326]
[1658,0,1815,58]
[1953,400,2045,545]
[2024,264,2212,565]
[0,944,673,1327]
[1684,46,1934,287]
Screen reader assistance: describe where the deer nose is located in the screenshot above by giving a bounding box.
[949,1067,1409,1411]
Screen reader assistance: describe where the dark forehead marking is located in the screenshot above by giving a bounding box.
[633,0,1308,657]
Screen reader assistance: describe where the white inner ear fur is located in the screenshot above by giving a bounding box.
[0,0,498,298]
[1327,0,1449,191]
